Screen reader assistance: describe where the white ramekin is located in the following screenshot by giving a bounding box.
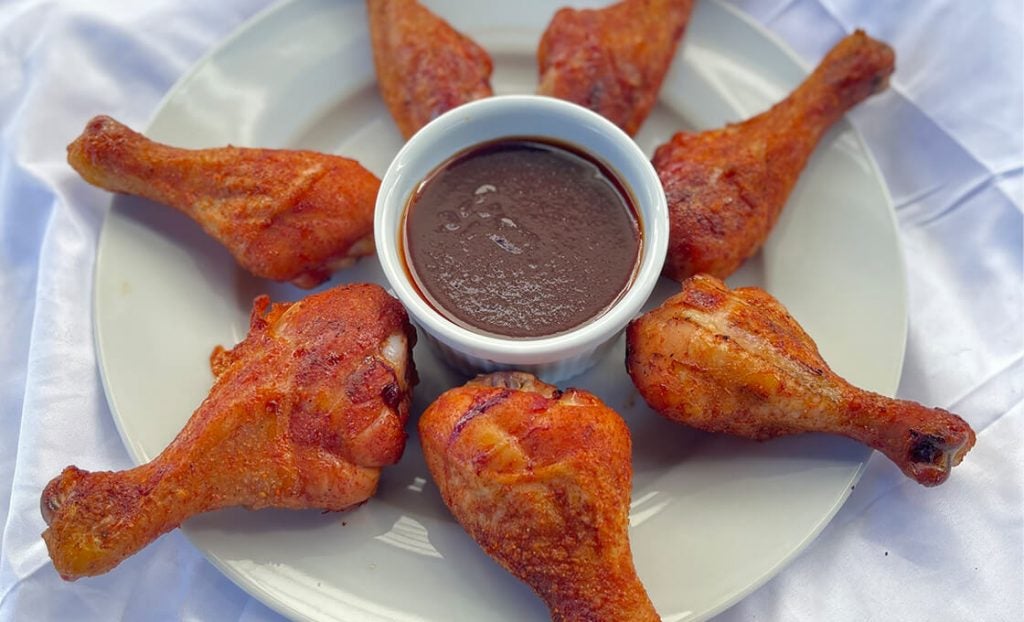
[375,95,668,383]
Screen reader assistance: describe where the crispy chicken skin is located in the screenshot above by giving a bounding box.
[67,115,379,288]
[367,0,493,139]
[626,275,976,486]
[654,30,895,281]
[41,284,417,580]
[420,372,658,622]
[538,0,694,136]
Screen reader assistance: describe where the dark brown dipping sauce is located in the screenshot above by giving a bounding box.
[402,138,642,338]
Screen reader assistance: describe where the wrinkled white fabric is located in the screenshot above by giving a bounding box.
[1,1,1020,621]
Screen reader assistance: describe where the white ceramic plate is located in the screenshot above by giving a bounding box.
[93,1,907,620]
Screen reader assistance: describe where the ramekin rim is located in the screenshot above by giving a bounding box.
[374,94,668,363]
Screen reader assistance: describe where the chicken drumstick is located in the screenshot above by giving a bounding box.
[654,30,895,281]
[626,275,975,486]
[420,372,658,622]
[41,283,417,580]
[538,0,694,136]
[67,115,379,288]
[368,0,493,138]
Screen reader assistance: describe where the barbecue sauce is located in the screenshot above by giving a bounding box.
[402,138,641,339]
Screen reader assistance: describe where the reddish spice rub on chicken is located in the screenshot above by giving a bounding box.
[538,0,695,136]
[41,284,416,579]
[626,275,975,486]
[420,372,658,621]
[654,30,895,281]
[367,0,493,138]
[67,115,379,288]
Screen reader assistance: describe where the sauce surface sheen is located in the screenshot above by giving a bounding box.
[403,138,641,338]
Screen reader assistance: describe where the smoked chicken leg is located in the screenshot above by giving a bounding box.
[67,115,379,288]
[368,0,493,138]
[654,30,895,281]
[538,0,694,136]
[420,372,658,622]
[41,283,417,580]
[626,275,975,486]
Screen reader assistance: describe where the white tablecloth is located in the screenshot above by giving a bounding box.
[1,1,1021,620]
